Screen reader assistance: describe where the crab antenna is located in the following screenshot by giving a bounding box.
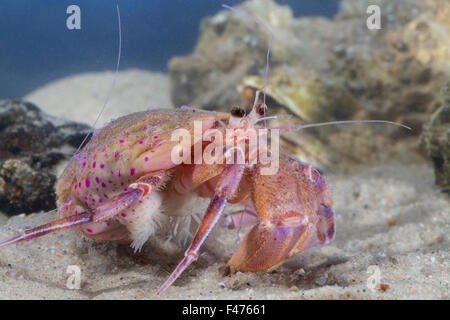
[222,4,274,125]
[270,120,412,132]
[254,114,293,124]
[74,4,122,156]
[252,90,262,111]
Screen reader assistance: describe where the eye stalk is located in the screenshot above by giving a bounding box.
[231,106,246,118]
[256,104,268,116]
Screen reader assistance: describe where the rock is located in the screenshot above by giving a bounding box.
[169,0,449,170]
[420,83,450,192]
[171,0,448,126]
[0,158,59,215]
[169,0,293,110]
[0,100,91,214]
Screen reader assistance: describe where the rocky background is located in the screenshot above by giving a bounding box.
[0,100,91,214]
[420,83,450,192]
[170,0,449,175]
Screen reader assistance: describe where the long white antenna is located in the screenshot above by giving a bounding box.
[74,4,122,156]
[221,4,274,126]
[270,120,412,132]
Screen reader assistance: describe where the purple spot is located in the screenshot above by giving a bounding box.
[139,140,144,145]
[114,151,120,158]
[150,150,155,153]
[144,156,149,162]
[101,147,107,152]
[82,161,86,167]
[103,193,109,199]
[85,178,91,188]
[153,135,159,140]
[99,198,103,203]
[108,180,113,184]
[100,163,105,169]
[101,182,107,188]
[92,162,96,168]
[86,228,93,233]
[78,182,82,188]
[121,213,127,217]
[95,177,100,183]
[130,168,136,176]
[119,140,125,144]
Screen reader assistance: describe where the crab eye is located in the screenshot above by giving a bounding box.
[256,104,268,116]
[231,106,246,118]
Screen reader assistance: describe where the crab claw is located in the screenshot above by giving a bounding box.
[227,220,310,272]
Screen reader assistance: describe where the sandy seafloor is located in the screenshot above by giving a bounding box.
[0,70,448,299]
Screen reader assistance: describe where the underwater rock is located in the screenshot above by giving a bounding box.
[169,0,449,169]
[0,157,60,215]
[0,100,91,214]
[420,83,450,192]
[169,0,293,110]
[171,0,448,125]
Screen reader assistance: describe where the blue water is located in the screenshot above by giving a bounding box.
[0,0,340,99]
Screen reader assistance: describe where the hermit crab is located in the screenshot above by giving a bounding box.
[0,4,409,295]
[0,100,338,295]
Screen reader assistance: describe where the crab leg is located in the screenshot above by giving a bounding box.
[0,212,94,247]
[304,206,335,251]
[157,162,245,295]
[0,171,166,247]
[223,209,259,230]
[0,190,142,247]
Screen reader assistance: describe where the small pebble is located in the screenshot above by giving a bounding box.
[387,218,396,227]
[379,283,390,292]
